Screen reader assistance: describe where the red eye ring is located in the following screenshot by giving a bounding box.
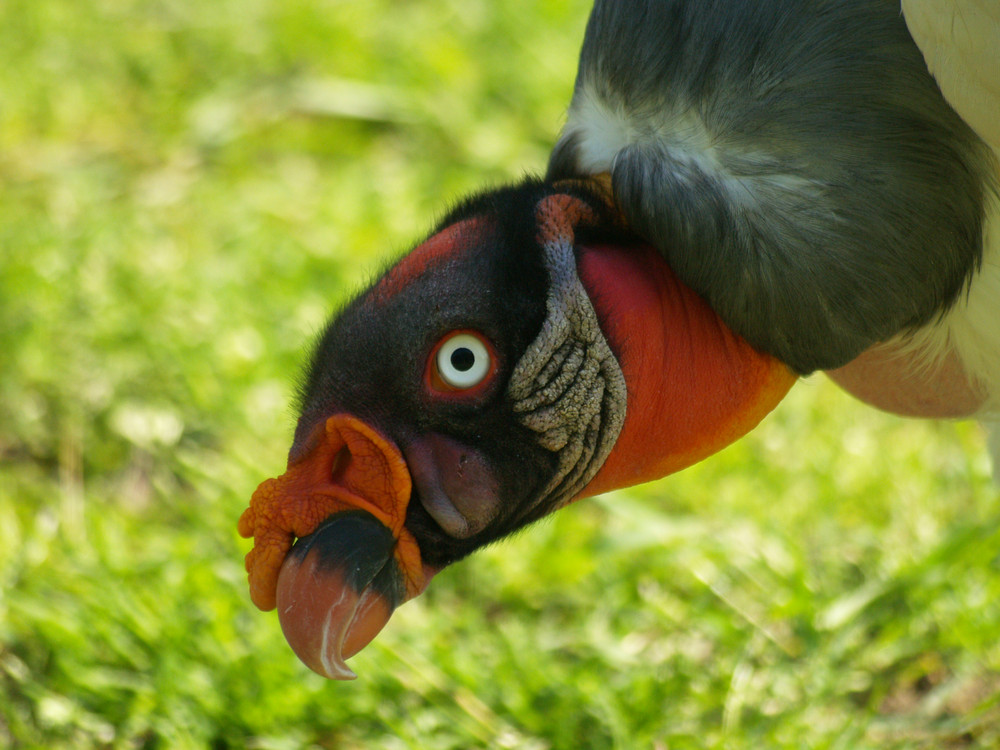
[424,329,498,397]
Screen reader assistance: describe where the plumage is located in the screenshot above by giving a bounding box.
[899,0,1000,468]
[240,0,1000,678]
[902,0,1000,154]
[549,0,999,416]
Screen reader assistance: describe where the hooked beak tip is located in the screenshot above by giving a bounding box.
[275,511,403,680]
[277,547,397,680]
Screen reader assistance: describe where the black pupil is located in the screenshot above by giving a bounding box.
[450,347,476,372]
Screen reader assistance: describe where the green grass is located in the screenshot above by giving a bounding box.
[2,0,999,747]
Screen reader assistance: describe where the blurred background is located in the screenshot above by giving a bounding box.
[2,0,999,747]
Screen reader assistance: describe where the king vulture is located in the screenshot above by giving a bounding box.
[239,0,1000,679]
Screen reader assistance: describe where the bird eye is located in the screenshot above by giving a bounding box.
[431,331,495,391]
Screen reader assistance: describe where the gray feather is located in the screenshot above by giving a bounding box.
[548,0,995,374]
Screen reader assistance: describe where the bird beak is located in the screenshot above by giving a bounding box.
[238,414,428,679]
[275,511,401,679]
[274,511,439,679]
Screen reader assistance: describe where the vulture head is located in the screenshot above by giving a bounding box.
[238,177,794,678]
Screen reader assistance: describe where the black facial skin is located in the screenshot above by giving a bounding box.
[548,0,995,375]
[290,178,627,568]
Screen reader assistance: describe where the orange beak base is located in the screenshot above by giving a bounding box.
[238,414,424,679]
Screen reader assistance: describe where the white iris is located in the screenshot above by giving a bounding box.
[436,333,491,389]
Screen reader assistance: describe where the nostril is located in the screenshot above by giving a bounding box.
[330,445,350,481]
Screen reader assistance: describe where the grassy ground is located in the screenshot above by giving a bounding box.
[2,0,999,747]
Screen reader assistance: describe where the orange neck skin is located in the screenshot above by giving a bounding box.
[575,242,796,499]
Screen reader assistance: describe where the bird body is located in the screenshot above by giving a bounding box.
[549,0,999,418]
[240,0,1000,678]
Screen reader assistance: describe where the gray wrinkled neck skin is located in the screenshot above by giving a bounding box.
[548,0,996,374]
[507,221,627,519]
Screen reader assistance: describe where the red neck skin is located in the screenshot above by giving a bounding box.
[574,242,796,500]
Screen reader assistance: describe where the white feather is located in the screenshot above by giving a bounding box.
[901,0,1000,154]
[885,184,1000,416]
[895,0,1000,416]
